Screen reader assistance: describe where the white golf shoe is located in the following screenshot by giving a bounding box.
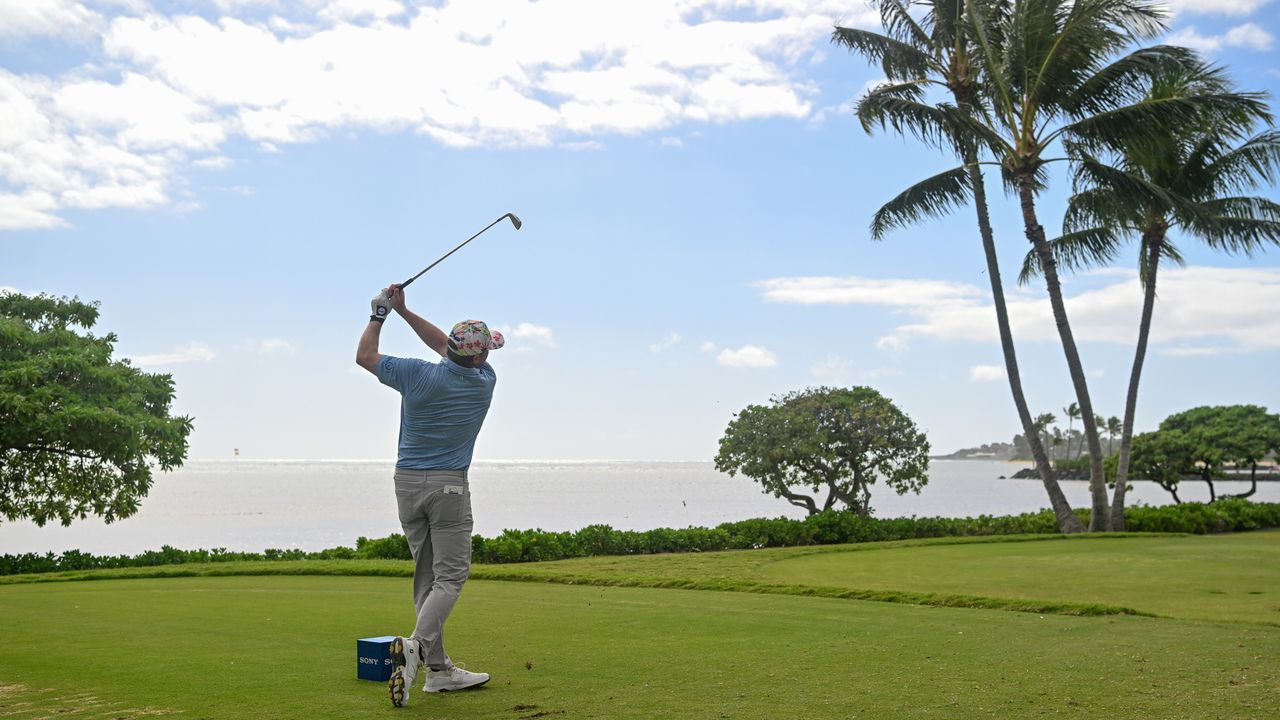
[388,636,424,708]
[424,664,490,692]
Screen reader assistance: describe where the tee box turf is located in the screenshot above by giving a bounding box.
[357,636,396,681]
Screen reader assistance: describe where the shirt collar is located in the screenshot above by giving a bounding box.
[442,357,481,376]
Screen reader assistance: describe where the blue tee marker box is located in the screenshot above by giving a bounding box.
[357,636,396,681]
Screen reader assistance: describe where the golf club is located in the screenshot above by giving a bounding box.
[400,213,522,289]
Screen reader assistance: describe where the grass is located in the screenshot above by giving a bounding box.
[1,531,1278,718]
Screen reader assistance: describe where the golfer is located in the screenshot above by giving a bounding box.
[356,283,501,707]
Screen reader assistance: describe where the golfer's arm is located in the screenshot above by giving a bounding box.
[355,320,383,375]
[397,308,448,358]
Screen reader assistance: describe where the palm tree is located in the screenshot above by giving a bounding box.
[1033,412,1057,465]
[834,0,1084,532]
[1063,402,1081,459]
[1020,61,1277,529]
[950,0,1262,530]
[1106,416,1123,456]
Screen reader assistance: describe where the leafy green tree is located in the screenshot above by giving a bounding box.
[1128,428,1196,503]
[715,387,930,517]
[0,293,192,526]
[1020,62,1275,528]
[1159,405,1280,502]
[834,0,1084,533]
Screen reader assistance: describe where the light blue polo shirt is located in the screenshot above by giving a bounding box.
[377,354,497,470]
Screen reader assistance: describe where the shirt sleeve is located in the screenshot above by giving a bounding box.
[377,355,409,392]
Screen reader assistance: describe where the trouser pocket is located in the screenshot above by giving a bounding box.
[430,485,473,528]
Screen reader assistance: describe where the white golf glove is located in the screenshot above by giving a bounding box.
[370,291,392,323]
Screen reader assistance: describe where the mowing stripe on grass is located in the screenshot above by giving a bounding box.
[465,568,1156,617]
[0,557,1154,619]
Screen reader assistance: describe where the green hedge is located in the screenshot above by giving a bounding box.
[3,499,1278,576]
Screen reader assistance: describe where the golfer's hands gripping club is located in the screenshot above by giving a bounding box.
[370,290,392,323]
[370,284,407,323]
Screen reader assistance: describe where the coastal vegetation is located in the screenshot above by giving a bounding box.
[5,499,1277,575]
[714,386,930,516]
[836,0,1278,533]
[0,293,192,528]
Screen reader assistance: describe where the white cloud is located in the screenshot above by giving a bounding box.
[758,276,986,307]
[876,335,907,353]
[717,344,778,369]
[1167,22,1274,52]
[318,0,406,24]
[659,136,683,147]
[699,341,717,354]
[55,72,226,151]
[0,191,68,229]
[244,338,295,355]
[213,0,282,11]
[193,155,234,169]
[130,342,216,366]
[0,0,102,40]
[969,365,1006,383]
[0,70,189,225]
[649,332,681,353]
[1163,0,1272,16]
[562,140,605,151]
[511,322,556,349]
[0,1,888,229]
[811,353,851,380]
[761,267,1280,355]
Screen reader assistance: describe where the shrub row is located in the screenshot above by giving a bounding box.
[3,499,1277,575]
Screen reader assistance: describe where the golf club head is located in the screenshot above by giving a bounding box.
[506,213,523,230]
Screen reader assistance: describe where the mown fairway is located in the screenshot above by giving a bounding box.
[0,532,1277,719]
[477,530,1280,624]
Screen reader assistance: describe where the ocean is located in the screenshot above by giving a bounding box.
[1,459,1275,556]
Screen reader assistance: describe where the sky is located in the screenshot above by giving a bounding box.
[2,0,1278,462]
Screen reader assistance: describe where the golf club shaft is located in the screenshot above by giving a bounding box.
[400,214,516,288]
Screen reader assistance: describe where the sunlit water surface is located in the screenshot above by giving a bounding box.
[1,459,1275,555]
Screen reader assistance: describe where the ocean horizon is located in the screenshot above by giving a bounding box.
[2,459,1275,557]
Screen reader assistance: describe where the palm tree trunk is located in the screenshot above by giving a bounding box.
[1016,175,1110,531]
[1110,232,1164,530]
[969,162,1084,533]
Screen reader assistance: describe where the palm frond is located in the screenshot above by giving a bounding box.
[1070,152,1177,213]
[832,26,936,81]
[1181,210,1280,255]
[1198,196,1280,222]
[877,0,934,48]
[1062,45,1203,118]
[857,87,1007,157]
[870,165,972,240]
[1062,186,1140,233]
[1201,130,1280,193]
[1017,226,1126,284]
[1062,91,1271,154]
[1023,0,1168,113]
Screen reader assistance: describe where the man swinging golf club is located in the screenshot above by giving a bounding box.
[356,283,501,707]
